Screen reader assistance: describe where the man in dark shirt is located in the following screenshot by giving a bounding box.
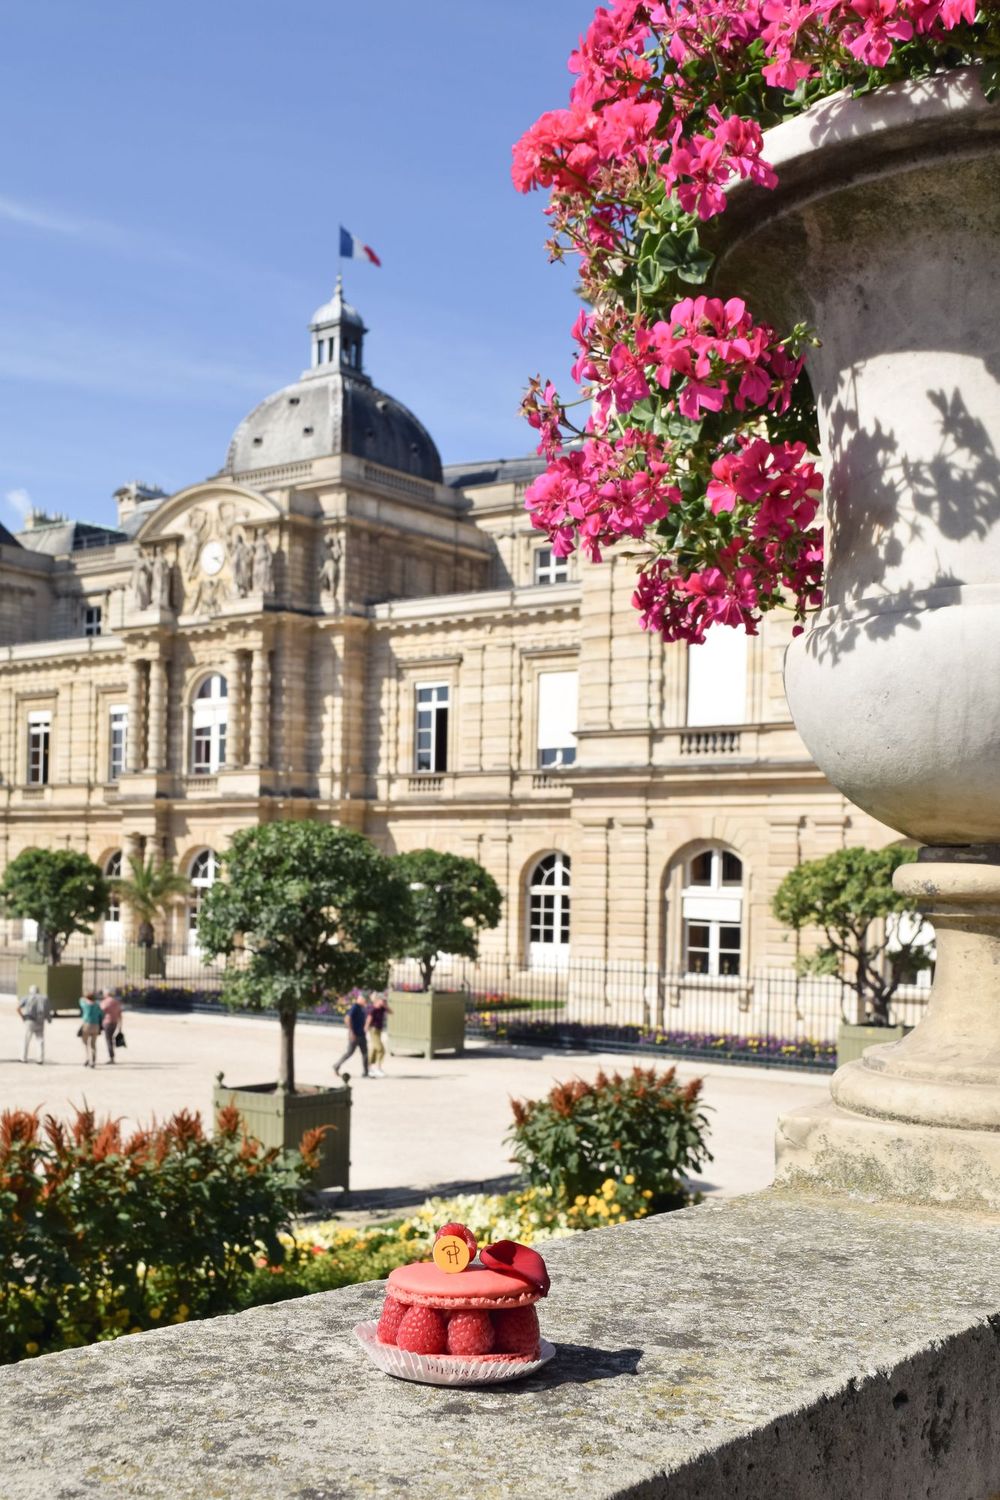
[333,996,369,1079]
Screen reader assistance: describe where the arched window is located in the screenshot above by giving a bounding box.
[681,848,744,976]
[104,851,123,944]
[188,848,219,951]
[190,673,228,774]
[528,853,571,969]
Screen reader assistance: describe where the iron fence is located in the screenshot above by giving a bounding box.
[0,939,931,1071]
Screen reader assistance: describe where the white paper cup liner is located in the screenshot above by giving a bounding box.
[354,1321,556,1386]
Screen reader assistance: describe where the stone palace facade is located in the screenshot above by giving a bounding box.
[0,283,895,976]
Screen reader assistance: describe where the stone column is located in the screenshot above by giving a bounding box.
[226,650,244,769]
[125,660,145,775]
[250,646,271,769]
[146,657,167,772]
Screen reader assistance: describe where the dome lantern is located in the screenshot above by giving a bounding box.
[309,274,367,377]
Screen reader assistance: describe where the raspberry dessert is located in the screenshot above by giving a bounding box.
[373,1223,550,1362]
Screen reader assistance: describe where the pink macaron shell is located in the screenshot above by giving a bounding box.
[387,1260,540,1310]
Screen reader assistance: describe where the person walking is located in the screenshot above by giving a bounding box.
[79,991,102,1068]
[365,994,392,1077]
[100,989,124,1064]
[18,984,51,1064]
[333,994,369,1079]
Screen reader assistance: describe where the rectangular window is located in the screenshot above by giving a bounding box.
[108,704,127,782]
[414,683,449,772]
[192,723,213,774]
[534,547,569,586]
[83,605,102,638]
[686,629,748,727]
[27,711,50,785]
[536,669,578,768]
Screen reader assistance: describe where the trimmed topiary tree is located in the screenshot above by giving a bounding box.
[393,848,503,990]
[197,821,412,1092]
[772,845,933,1025]
[0,848,109,963]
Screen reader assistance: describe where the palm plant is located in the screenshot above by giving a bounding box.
[112,854,190,946]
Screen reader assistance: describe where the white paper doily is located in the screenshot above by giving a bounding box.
[354,1321,556,1386]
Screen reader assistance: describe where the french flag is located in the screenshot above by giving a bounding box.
[339,226,381,266]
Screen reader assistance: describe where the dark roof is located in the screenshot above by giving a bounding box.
[444,456,547,490]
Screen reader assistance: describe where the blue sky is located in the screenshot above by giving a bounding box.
[0,2,592,529]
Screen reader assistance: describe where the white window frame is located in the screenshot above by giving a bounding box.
[528,852,571,969]
[108,703,128,783]
[534,546,569,586]
[681,848,744,977]
[26,711,51,786]
[190,673,228,774]
[104,851,123,943]
[414,681,449,773]
[188,848,219,953]
[83,604,102,638]
[536,668,578,769]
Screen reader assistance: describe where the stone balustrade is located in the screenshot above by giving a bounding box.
[2,1191,1000,1498]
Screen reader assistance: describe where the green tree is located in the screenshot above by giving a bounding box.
[393,848,503,990]
[0,848,109,964]
[772,846,933,1025]
[197,821,412,1092]
[111,854,190,945]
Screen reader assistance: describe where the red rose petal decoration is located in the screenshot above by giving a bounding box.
[479,1239,550,1297]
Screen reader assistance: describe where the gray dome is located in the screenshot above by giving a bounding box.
[225,372,443,482]
[225,282,443,484]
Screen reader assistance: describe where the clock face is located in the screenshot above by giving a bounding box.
[199,540,226,577]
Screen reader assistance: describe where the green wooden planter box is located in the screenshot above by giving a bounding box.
[16,960,83,1010]
[836,1022,910,1070]
[213,1077,351,1192]
[387,988,466,1058]
[126,944,166,980]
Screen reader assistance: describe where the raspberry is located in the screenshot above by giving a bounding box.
[436,1221,478,1258]
[396,1304,448,1355]
[376,1294,407,1345]
[492,1305,540,1356]
[446,1310,496,1356]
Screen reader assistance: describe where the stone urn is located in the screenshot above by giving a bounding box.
[716,68,1000,1211]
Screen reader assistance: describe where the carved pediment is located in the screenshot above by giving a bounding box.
[130,483,281,619]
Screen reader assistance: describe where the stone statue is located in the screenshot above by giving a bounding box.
[181,508,208,577]
[252,533,275,595]
[230,530,253,598]
[130,551,153,611]
[151,552,172,609]
[319,534,342,598]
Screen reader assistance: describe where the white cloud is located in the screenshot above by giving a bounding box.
[2,487,31,524]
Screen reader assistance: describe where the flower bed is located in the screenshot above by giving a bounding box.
[467,1013,835,1068]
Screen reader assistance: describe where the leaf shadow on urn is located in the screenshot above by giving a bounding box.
[803,380,1000,664]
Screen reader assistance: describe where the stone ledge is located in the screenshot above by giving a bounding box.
[2,1191,1000,1499]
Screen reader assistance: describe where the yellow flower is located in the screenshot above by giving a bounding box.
[574,1195,586,1206]
[24,1341,38,1355]
[624,1174,635,1186]
[642,1189,653,1199]
[149,1308,162,1321]
[601,1179,615,1196]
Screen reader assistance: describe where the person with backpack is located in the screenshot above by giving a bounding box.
[18,984,51,1064]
